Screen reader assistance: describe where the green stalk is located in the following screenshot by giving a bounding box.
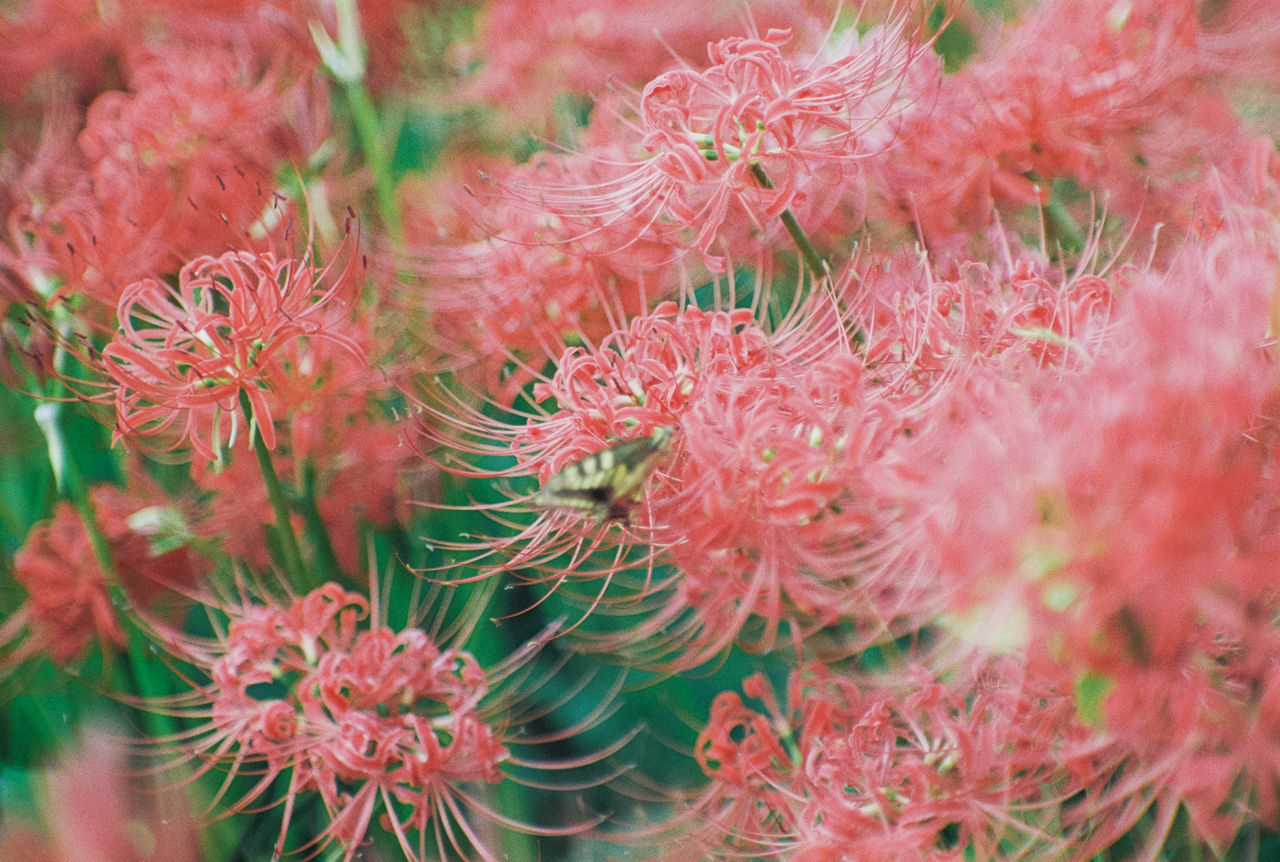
[34,402,117,585]
[36,390,183,747]
[310,0,399,239]
[27,287,193,754]
[29,283,115,581]
[749,163,830,280]
[344,81,401,240]
[239,389,312,590]
[297,459,345,581]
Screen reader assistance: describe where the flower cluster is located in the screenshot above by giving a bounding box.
[921,226,1280,841]
[520,15,940,270]
[152,583,570,861]
[6,482,206,665]
[100,243,365,461]
[3,0,1280,859]
[8,40,325,308]
[674,663,1139,860]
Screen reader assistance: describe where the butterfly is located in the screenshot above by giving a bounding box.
[533,426,675,522]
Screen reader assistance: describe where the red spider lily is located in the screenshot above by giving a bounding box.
[921,228,1280,844]
[0,0,415,107]
[6,500,125,665]
[8,40,327,307]
[139,582,614,861]
[100,240,365,462]
[462,0,834,133]
[420,273,943,670]
[647,352,940,661]
[514,9,940,271]
[179,314,407,574]
[854,243,1121,394]
[399,155,675,399]
[868,0,1274,255]
[654,661,1143,860]
[3,482,206,666]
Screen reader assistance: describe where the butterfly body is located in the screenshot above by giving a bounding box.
[533,427,675,521]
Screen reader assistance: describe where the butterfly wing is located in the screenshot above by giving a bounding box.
[533,428,674,521]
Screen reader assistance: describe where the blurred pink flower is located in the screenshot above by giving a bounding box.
[0,731,199,862]
[5,481,206,665]
[921,227,1280,843]
[462,0,834,132]
[8,40,327,307]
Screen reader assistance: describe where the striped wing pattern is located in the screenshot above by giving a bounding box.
[534,427,674,521]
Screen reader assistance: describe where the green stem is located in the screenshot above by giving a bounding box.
[31,305,186,751]
[34,400,155,709]
[1043,186,1085,256]
[239,390,312,590]
[30,287,121,586]
[749,163,830,280]
[33,403,116,585]
[117,620,178,753]
[344,81,401,241]
[297,459,346,581]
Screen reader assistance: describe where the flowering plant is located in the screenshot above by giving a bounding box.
[2,1,1280,859]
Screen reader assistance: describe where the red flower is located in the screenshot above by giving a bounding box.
[9,501,123,665]
[399,157,674,399]
[100,242,365,461]
[7,482,206,665]
[921,228,1280,844]
[645,351,937,665]
[658,662,1136,860]
[0,0,413,107]
[426,283,940,670]
[518,14,938,270]
[11,40,326,306]
[856,247,1121,394]
[462,0,834,133]
[870,0,1267,254]
[147,583,599,861]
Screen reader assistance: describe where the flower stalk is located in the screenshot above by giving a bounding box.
[240,389,310,589]
[749,162,830,280]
